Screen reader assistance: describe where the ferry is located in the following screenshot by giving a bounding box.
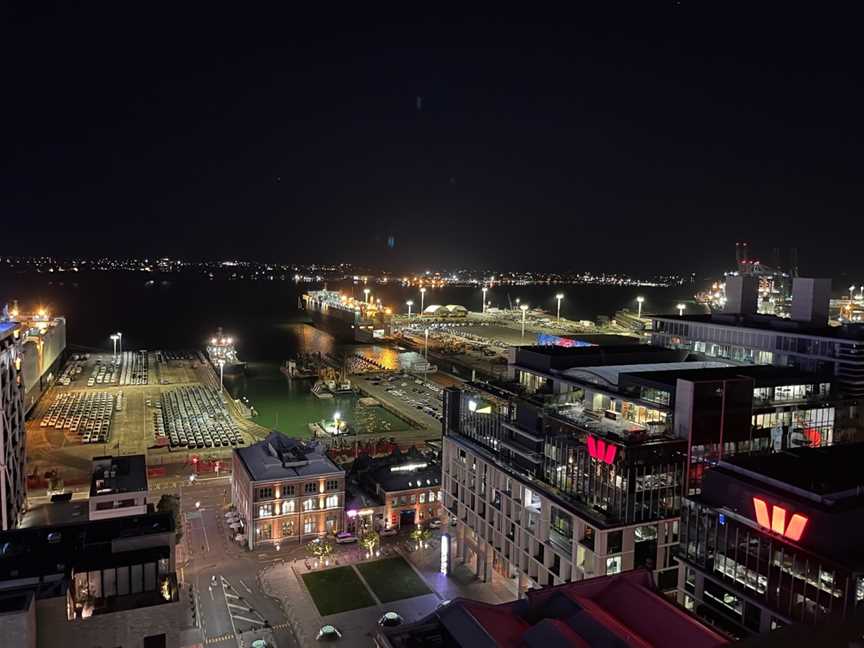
[206,329,246,375]
[302,290,393,343]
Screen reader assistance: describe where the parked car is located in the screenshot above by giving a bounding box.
[380,527,398,537]
[335,531,357,544]
[428,518,442,529]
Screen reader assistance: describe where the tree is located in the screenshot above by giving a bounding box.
[157,494,183,543]
[359,531,379,558]
[410,527,432,549]
[305,537,334,563]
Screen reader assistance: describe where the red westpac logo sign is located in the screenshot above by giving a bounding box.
[752,497,808,541]
[586,435,617,465]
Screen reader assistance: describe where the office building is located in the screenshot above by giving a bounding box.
[344,447,442,535]
[89,455,149,520]
[0,315,26,531]
[0,511,181,648]
[378,569,728,647]
[652,279,864,402]
[232,431,345,549]
[677,443,864,637]
[442,385,687,597]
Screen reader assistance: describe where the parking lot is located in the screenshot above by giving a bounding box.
[26,351,265,488]
[365,372,444,422]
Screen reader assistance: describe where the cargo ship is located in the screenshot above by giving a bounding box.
[302,290,393,343]
[206,329,246,375]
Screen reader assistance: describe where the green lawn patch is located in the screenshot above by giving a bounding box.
[356,556,432,603]
[301,566,376,616]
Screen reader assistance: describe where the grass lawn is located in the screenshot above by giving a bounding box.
[301,566,377,616]
[356,556,432,603]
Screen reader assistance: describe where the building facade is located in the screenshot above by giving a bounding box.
[233,432,345,549]
[442,387,685,598]
[0,317,26,531]
[0,511,182,648]
[88,455,149,521]
[677,444,864,638]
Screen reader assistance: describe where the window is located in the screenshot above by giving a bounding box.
[409,494,417,504]
[325,494,338,508]
[281,500,295,515]
[281,520,295,537]
[419,493,426,503]
[304,482,318,494]
[257,487,274,500]
[325,479,339,491]
[429,490,437,502]
[606,556,622,574]
[607,530,623,554]
[258,503,274,518]
[303,498,316,511]
[304,517,314,534]
[391,498,398,507]
[282,484,295,496]
[257,522,272,540]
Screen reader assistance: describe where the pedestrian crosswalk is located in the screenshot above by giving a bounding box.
[272,622,292,631]
[204,633,234,645]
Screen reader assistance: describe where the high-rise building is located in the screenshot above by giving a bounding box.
[677,443,864,637]
[0,316,26,531]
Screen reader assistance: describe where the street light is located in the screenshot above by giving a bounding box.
[420,287,427,312]
[217,359,225,395]
[364,288,371,304]
[424,329,429,359]
[520,303,529,338]
[555,293,564,323]
[636,296,645,319]
[116,331,122,357]
[677,303,686,317]
[482,287,488,313]
[110,334,119,359]
[851,285,857,300]
[406,300,414,318]
[333,411,341,432]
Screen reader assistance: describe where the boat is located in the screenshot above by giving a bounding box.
[308,418,352,437]
[206,328,246,375]
[302,289,393,343]
[280,358,318,379]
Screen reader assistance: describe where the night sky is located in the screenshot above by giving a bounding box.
[3,4,863,276]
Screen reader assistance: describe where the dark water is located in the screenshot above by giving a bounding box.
[0,272,695,435]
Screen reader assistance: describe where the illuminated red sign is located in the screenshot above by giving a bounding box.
[752,497,808,541]
[586,435,617,465]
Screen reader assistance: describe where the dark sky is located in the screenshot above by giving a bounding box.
[3,4,863,277]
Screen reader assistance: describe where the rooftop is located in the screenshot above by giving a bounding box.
[0,512,174,583]
[560,360,729,389]
[623,364,826,389]
[654,312,864,341]
[350,448,441,494]
[235,431,343,481]
[381,569,727,648]
[90,455,148,497]
[720,442,864,499]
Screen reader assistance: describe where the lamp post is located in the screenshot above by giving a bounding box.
[520,304,529,338]
[420,287,426,313]
[217,359,225,396]
[636,296,645,319]
[482,287,488,314]
[677,303,686,317]
[110,334,119,360]
[424,329,429,359]
[555,293,564,323]
[515,297,520,311]
[851,285,857,300]
[406,300,413,318]
[333,411,341,433]
[116,331,123,358]
[364,288,371,304]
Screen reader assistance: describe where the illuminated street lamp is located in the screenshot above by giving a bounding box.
[333,411,341,432]
[851,285,858,300]
[555,293,564,323]
[520,303,529,338]
[677,303,686,317]
[217,359,225,395]
[364,288,371,304]
[515,297,520,311]
[110,333,119,359]
[116,331,123,358]
[406,300,414,318]
[424,329,429,359]
[636,296,645,319]
[482,287,488,313]
[420,287,427,312]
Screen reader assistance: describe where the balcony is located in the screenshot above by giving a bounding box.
[549,528,573,553]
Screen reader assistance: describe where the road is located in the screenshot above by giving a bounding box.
[181,479,300,648]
